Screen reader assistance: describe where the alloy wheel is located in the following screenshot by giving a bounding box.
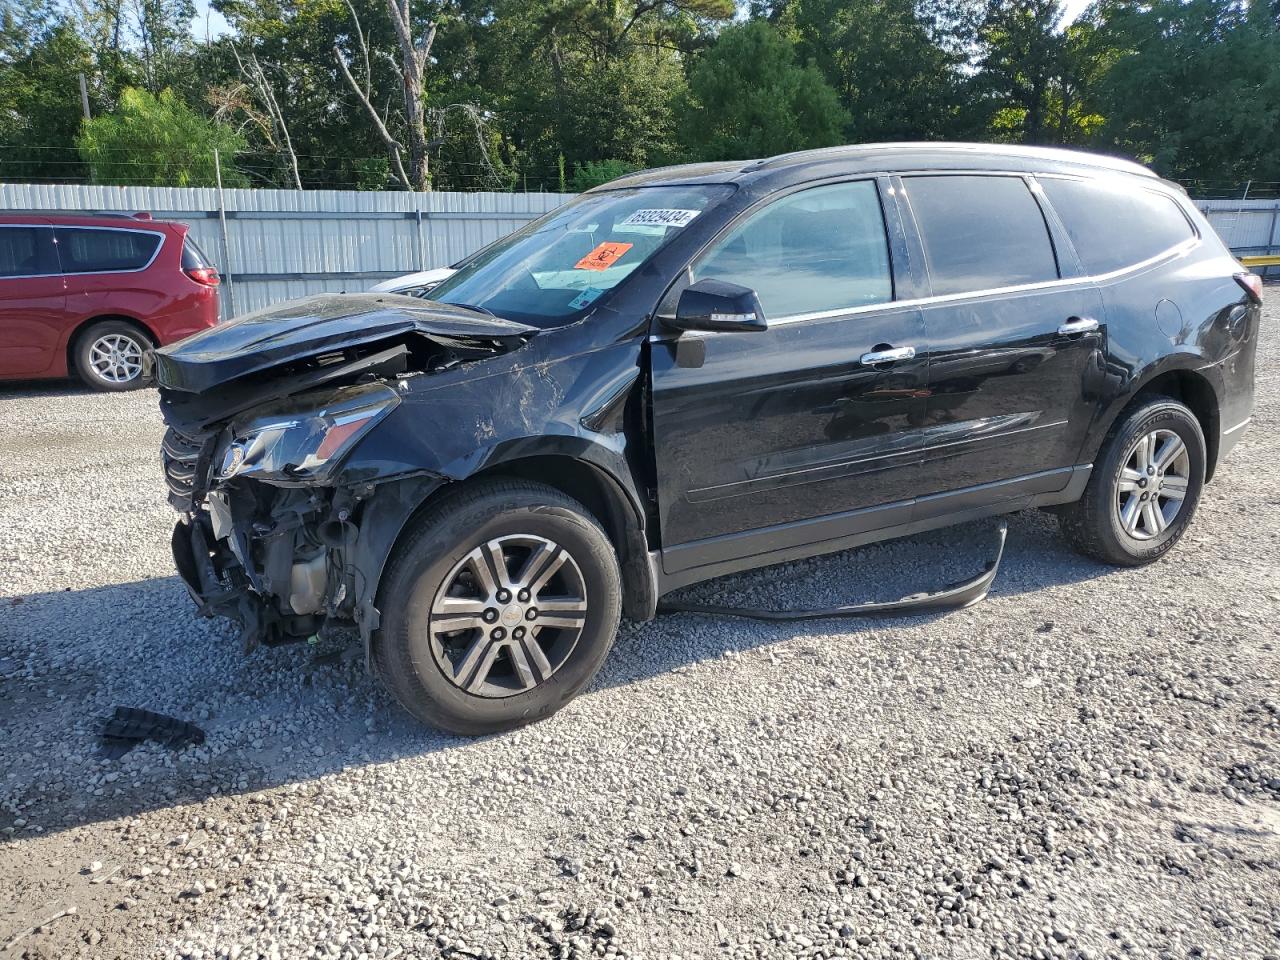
[88,333,144,384]
[428,535,588,698]
[1115,428,1190,541]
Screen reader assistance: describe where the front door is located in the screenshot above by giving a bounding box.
[0,224,66,377]
[896,174,1105,512]
[649,179,930,575]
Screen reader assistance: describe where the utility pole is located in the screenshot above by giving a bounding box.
[214,149,237,320]
[78,73,91,121]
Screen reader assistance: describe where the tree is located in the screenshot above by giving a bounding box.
[127,0,197,93]
[680,20,847,160]
[571,158,639,190]
[977,0,1065,143]
[777,0,977,142]
[0,18,97,182]
[77,86,248,185]
[1090,0,1280,182]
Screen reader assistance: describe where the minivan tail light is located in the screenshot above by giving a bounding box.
[1234,272,1263,305]
[186,266,221,287]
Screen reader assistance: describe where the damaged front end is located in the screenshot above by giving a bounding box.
[156,294,537,651]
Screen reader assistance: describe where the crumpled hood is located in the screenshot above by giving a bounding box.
[151,293,539,394]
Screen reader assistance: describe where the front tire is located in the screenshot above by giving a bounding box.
[73,320,150,391]
[1059,397,1206,566]
[373,479,622,735]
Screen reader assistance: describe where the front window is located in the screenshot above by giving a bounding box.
[692,180,893,319]
[429,185,733,326]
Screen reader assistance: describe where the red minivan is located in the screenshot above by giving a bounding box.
[0,213,220,391]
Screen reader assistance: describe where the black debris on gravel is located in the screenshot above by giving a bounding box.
[99,706,206,759]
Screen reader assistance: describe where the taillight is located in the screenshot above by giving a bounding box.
[185,266,220,286]
[1234,272,1263,305]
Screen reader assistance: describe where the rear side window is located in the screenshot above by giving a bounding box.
[0,226,57,278]
[56,228,162,274]
[903,175,1059,296]
[1039,177,1195,274]
[693,179,893,318]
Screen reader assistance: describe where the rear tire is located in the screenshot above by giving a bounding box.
[73,320,151,391]
[373,479,622,735]
[1059,397,1205,566]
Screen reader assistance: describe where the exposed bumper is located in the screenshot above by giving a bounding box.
[169,472,447,655]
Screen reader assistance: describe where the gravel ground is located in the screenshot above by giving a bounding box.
[1,301,1278,960]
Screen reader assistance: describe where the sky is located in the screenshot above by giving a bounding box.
[191,0,231,41]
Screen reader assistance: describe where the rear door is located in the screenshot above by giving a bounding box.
[56,225,166,320]
[649,177,931,575]
[0,223,66,377]
[898,173,1105,512]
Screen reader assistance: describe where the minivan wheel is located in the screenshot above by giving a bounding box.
[373,479,622,735]
[74,320,150,391]
[1059,398,1206,566]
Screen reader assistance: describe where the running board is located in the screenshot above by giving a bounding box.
[656,521,1007,622]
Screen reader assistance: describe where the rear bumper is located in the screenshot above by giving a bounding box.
[151,292,220,345]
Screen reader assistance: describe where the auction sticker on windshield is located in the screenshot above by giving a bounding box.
[619,208,702,228]
[575,242,633,271]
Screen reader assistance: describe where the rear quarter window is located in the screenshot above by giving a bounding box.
[56,228,163,274]
[903,175,1059,296]
[1038,177,1195,275]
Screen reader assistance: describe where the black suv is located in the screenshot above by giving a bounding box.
[153,143,1260,735]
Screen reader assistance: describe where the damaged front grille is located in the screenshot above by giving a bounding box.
[162,425,215,511]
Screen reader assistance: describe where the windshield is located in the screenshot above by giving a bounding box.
[429,185,733,327]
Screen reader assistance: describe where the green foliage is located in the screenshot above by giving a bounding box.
[1091,0,1280,182]
[1,0,1278,189]
[570,159,640,191]
[0,20,96,181]
[77,87,249,186]
[680,20,847,161]
[779,0,975,141]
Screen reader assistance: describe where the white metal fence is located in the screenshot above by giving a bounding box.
[1198,198,1280,278]
[0,184,574,319]
[1,184,1272,319]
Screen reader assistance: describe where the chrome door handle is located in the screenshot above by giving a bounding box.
[1058,317,1099,335]
[860,346,916,365]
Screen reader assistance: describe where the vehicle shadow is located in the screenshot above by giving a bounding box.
[0,378,100,400]
[0,509,1111,841]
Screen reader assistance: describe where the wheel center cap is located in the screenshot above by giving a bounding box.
[500,604,523,627]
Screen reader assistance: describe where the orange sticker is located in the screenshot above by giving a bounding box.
[574,242,633,271]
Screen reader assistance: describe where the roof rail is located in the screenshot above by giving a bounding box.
[745,142,1158,178]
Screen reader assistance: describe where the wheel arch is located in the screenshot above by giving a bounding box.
[65,313,159,376]
[1092,363,1222,481]
[357,447,657,651]
[469,454,657,621]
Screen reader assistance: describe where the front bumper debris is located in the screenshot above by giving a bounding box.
[171,479,360,652]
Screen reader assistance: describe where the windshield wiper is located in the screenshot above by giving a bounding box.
[443,301,498,317]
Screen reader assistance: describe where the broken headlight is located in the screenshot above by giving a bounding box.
[216,382,399,484]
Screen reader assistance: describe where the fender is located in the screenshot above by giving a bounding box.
[1080,350,1224,469]
[347,354,657,651]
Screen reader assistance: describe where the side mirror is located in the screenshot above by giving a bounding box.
[666,278,767,333]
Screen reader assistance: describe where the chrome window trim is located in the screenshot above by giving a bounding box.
[660,234,1201,338]
[0,223,60,280]
[760,235,1201,328]
[52,224,167,276]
